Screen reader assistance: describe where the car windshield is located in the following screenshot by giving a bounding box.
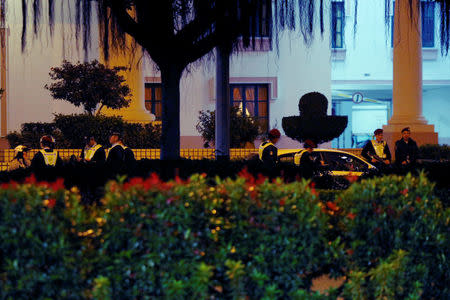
[320,151,368,172]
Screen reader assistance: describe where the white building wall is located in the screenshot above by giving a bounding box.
[4,0,99,133]
[332,0,450,145]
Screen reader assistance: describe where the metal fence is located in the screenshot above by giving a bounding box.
[0,148,363,171]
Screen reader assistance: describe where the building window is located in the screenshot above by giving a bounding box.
[421,1,435,47]
[230,84,269,132]
[331,1,345,48]
[145,83,162,120]
[391,1,435,48]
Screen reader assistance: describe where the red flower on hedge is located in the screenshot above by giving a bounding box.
[24,174,36,184]
[47,198,57,209]
[238,166,255,184]
[279,199,286,206]
[400,188,408,196]
[347,212,356,220]
[326,201,339,212]
[50,178,65,191]
[346,249,354,256]
[416,196,422,203]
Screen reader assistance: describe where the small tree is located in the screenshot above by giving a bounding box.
[197,106,261,148]
[45,60,131,115]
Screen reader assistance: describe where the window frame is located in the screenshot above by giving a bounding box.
[144,83,163,121]
[229,83,270,133]
[391,1,435,48]
[331,1,345,49]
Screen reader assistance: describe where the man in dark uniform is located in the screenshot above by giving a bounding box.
[395,127,419,168]
[106,132,125,173]
[361,128,391,170]
[80,135,106,164]
[258,128,281,169]
[299,139,324,179]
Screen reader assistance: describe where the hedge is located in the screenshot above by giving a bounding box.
[0,174,339,299]
[337,173,450,299]
[0,173,449,299]
[6,114,161,149]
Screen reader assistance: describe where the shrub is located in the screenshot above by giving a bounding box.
[0,177,86,299]
[95,174,336,298]
[418,144,450,161]
[196,106,261,148]
[336,173,450,298]
[7,114,161,149]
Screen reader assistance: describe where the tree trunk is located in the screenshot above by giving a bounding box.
[215,46,231,160]
[160,64,183,160]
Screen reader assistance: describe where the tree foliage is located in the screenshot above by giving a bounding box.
[45,60,131,115]
[196,106,261,148]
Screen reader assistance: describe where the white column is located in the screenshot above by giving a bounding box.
[384,0,437,150]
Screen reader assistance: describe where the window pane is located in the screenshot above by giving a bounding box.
[233,87,242,100]
[258,86,268,100]
[245,87,255,101]
[258,102,268,117]
[422,2,434,47]
[155,101,162,120]
[145,87,152,100]
[145,100,152,112]
[246,101,255,116]
[155,87,162,100]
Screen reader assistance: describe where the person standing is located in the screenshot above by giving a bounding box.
[8,145,31,171]
[81,135,106,163]
[299,139,325,179]
[361,128,391,169]
[106,132,125,167]
[395,127,419,167]
[258,128,281,168]
[31,135,63,169]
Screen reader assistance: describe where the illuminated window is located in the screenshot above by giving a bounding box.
[230,84,269,132]
[144,83,162,120]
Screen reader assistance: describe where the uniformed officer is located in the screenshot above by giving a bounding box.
[31,135,63,169]
[259,128,281,168]
[106,132,125,166]
[361,128,391,169]
[81,135,106,163]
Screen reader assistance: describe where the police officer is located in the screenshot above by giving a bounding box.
[361,128,391,169]
[81,135,106,163]
[259,128,281,168]
[395,127,419,168]
[106,132,125,167]
[31,135,63,169]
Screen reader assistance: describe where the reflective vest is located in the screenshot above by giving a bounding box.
[84,144,102,162]
[371,140,387,159]
[40,149,58,166]
[258,141,274,161]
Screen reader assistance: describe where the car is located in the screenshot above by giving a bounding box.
[278,148,377,188]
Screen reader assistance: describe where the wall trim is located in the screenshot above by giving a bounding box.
[144,76,161,83]
[332,79,450,85]
[209,76,278,101]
